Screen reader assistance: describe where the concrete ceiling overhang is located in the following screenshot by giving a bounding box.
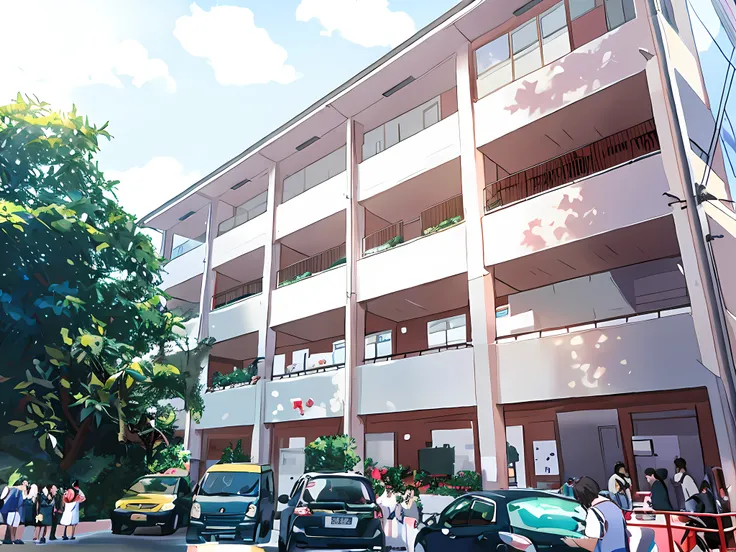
[365,274,469,322]
[273,307,346,345]
[211,331,259,361]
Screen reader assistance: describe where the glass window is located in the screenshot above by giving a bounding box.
[366,433,395,468]
[569,0,596,20]
[365,331,392,360]
[199,472,260,497]
[332,340,346,365]
[427,314,467,348]
[512,19,543,78]
[282,170,305,202]
[469,500,496,526]
[541,3,571,63]
[475,35,513,98]
[301,477,373,505]
[363,126,384,160]
[362,97,441,160]
[126,477,179,496]
[282,147,346,202]
[507,497,586,537]
[442,498,472,527]
[605,0,636,31]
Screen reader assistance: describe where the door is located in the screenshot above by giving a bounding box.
[424,497,502,552]
[278,448,305,511]
[599,425,623,478]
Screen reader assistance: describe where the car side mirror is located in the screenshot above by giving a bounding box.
[278,494,290,505]
[426,514,437,526]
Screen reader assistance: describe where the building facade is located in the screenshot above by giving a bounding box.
[142,0,736,499]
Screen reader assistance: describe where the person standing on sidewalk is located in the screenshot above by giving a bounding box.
[60,481,85,540]
[49,485,62,541]
[35,484,55,544]
[0,479,26,544]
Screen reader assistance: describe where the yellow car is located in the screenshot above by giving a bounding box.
[112,471,193,535]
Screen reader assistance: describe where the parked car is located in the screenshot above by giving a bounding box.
[278,472,385,552]
[111,471,193,535]
[186,463,275,545]
[416,489,659,552]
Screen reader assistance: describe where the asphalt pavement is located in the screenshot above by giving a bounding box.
[1,528,280,551]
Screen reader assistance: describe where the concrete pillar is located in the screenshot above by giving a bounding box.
[643,3,736,493]
[251,163,282,464]
[344,118,366,462]
[456,44,508,489]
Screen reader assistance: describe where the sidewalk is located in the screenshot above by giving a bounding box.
[16,520,111,541]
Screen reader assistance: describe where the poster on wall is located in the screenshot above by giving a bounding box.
[533,440,559,476]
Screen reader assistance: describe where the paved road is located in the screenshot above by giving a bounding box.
[3,528,280,551]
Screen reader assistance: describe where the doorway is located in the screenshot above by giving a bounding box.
[278,448,305,507]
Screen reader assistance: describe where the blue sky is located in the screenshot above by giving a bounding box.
[1,0,458,219]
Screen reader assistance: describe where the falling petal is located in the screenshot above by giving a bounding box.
[594,366,606,379]
[598,335,608,343]
[620,359,628,365]
[571,351,578,360]
[580,363,591,372]
[568,381,576,388]
[570,336,584,346]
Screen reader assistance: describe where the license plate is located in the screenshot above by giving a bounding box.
[326,516,357,528]
[130,514,147,521]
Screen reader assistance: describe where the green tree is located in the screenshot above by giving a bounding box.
[0,95,211,480]
[219,439,250,464]
[304,435,361,473]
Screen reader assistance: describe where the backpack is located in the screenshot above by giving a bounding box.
[664,477,681,511]
[672,473,696,511]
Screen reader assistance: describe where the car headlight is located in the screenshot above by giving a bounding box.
[191,502,201,519]
[245,504,257,519]
[115,500,123,509]
[160,503,176,512]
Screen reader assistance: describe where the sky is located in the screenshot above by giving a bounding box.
[1,0,459,223]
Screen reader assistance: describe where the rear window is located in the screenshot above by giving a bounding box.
[199,472,260,497]
[301,477,373,505]
[507,496,585,537]
[126,477,179,496]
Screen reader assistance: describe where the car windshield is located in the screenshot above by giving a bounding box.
[301,477,373,505]
[126,477,178,496]
[199,472,260,497]
[507,496,586,537]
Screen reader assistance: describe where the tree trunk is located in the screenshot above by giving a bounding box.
[59,416,93,472]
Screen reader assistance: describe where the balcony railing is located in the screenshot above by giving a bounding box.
[484,119,660,211]
[170,233,205,260]
[361,342,473,364]
[272,362,345,380]
[362,195,465,257]
[213,278,263,309]
[496,305,692,342]
[217,201,267,237]
[277,243,346,286]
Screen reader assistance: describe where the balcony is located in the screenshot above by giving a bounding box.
[278,243,346,287]
[496,309,713,404]
[209,284,265,344]
[358,112,460,201]
[265,368,345,423]
[161,243,205,290]
[275,171,347,241]
[171,234,205,260]
[199,384,257,429]
[481,140,670,266]
[212,211,268,269]
[357,345,476,415]
[213,279,263,309]
[474,12,651,148]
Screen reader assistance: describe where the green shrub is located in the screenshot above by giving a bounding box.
[305,435,360,473]
[329,257,346,269]
[219,439,250,464]
[211,358,262,390]
[278,271,312,287]
[422,215,462,236]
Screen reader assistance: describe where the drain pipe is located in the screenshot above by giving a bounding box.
[645,0,736,438]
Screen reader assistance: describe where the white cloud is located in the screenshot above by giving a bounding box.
[174,3,300,86]
[0,1,175,108]
[107,157,201,221]
[296,0,416,48]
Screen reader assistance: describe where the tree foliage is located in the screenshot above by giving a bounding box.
[304,435,361,473]
[219,439,250,464]
[0,95,211,481]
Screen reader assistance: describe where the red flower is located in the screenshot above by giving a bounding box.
[306,398,314,408]
[380,468,388,475]
[371,468,381,480]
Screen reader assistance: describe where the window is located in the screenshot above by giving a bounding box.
[366,433,395,468]
[362,97,441,160]
[507,497,586,537]
[301,477,373,505]
[691,139,709,163]
[427,315,467,348]
[475,35,513,97]
[569,0,596,20]
[282,146,346,202]
[469,500,496,526]
[332,340,346,364]
[442,498,472,527]
[541,2,571,63]
[604,0,636,31]
[199,472,260,497]
[127,477,179,495]
[512,19,542,79]
[365,331,392,360]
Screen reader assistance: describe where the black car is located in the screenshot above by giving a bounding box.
[278,472,384,552]
[415,489,587,552]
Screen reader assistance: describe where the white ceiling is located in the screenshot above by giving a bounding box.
[215,246,265,284]
[279,210,347,257]
[274,307,346,343]
[211,331,259,361]
[166,274,203,303]
[365,273,469,322]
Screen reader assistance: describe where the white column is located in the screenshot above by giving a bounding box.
[344,118,366,461]
[456,44,508,489]
[251,163,281,464]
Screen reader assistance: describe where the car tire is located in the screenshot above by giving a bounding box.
[111,523,122,535]
[278,538,287,552]
[162,514,179,536]
[414,541,427,552]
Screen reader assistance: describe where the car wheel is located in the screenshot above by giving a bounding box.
[111,523,122,535]
[161,515,178,536]
[414,540,427,552]
[278,537,287,552]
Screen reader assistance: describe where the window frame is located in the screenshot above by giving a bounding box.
[441,497,473,527]
[365,330,393,361]
[469,498,498,526]
[427,314,467,348]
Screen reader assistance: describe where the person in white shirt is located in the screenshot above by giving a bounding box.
[607,462,633,511]
[674,458,700,512]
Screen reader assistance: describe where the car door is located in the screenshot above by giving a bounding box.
[259,471,275,534]
[424,497,475,552]
[176,479,193,524]
[280,478,306,545]
[507,495,586,552]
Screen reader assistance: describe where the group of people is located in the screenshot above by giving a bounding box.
[0,479,85,545]
[558,458,722,552]
[378,487,421,552]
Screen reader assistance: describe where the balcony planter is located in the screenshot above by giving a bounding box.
[210,357,263,391]
[278,271,312,287]
[422,215,462,236]
[364,235,404,256]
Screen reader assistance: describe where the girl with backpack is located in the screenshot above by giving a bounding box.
[608,463,633,512]
[674,458,700,513]
[562,476,630,552]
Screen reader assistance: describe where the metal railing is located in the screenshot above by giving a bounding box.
[485,119,660,211]
[213,278,263,309]
[626,509,736,552]
[363,221,404,256]
[170,234,205,260]
[362,342,472,364]
[421,194,464,234]
[277,243,346,286]
[272,362,345,380]
[496,305,691,342]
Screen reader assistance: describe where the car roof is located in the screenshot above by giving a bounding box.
[302,472,368,479]
[467,489,575,501]
[207,463,272,474]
